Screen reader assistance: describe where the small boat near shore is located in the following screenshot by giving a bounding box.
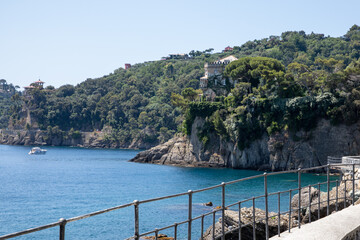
[28,147,47,155]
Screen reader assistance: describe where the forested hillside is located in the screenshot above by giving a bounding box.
[4,25,360,148]
[0,79,20,129]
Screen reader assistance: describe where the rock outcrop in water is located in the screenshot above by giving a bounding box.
[130,118,360,170]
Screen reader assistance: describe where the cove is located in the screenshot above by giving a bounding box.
[0,145,337,239]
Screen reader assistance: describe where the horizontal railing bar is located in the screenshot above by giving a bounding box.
[67,202,134,223]
[139,230,159,237]
[224,173,265,185]
[266,169,300,176]
[199,210,220,218]
[225,195,266,209]
[330,163,360,167]
[239,222,252,228]
[268,188,298,197]
[192,184,223,193]
[139,192,189,204]
[301,165,328,171]
[139,220,189,237]
[227,200,242,208]
[254,194,265,200]
[240,196,258,204]
[0,221,60,240]
[191,213,214,222]
[146,214,237,238]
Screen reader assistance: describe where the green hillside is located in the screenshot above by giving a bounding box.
[4,25,360,148]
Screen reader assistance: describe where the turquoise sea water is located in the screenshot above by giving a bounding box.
[0,145,338,239]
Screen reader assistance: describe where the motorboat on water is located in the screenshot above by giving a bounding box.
[28,147,47,155]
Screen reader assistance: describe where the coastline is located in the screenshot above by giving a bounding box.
[0,129,154,150]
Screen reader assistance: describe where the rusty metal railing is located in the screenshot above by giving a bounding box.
[0,163,358,240]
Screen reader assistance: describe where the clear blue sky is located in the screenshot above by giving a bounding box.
[1,0,359,89]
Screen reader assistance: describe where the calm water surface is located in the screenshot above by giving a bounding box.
[0,145,337,239]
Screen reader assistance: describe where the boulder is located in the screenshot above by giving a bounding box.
[203,208,293,240]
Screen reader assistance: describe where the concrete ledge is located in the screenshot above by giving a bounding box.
[270,204,360,240]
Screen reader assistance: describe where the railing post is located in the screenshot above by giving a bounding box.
[317,183,320,220]
[133,200,139,240]
[327,164,330,216]
[221,182,226,240]
[353,164,355,205]
[200,216,204,240]
[59,218,66,240]
[298,168,301,229]
[336,180,339,211]
[264,173,269,240]
[155,229,158,240]
[277,192,280,237]
[188,190,192,240]
[174,223,178,240]
[288,190,292,232]
[238,202,242,240]
[252,197,256,240]
[344,178,347,208]
[212,210,216,240]
[308,185,311,223]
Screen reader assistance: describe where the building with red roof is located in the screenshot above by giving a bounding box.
[223,46,233,52]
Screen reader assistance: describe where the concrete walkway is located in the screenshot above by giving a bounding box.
[270,204,360,240]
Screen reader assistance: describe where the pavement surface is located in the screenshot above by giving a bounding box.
[270,204,360,240]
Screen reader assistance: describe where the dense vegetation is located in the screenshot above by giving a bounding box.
[177,25,360,149]
[9,60,206,146]
[0,79,20,129]
[0,94,13,129]
[4,25,360,148]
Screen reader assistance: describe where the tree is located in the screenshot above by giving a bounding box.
[181,87,200,101]
[203,48,214,54]
[287,62,328,95]
[224,57,286,97]
[56,84,75,97]
[0,79,7,90]
[171,93,188,111]
[344,24,360,41]
[189,50,202,57]
[314,58,344,73]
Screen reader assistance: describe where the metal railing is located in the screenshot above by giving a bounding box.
[327,156,342,165]
[0,163,359,240]
[342,156,360,164]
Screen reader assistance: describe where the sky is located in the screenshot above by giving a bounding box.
[0,0,359,89]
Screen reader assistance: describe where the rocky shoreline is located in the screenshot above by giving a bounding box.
[130,118,360,171]
[204,172,360,240]
[0,129,155,149]
[3,117,360,172]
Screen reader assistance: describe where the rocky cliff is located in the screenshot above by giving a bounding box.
[0,129,153,149]
[130,117,360,170]
[0,129,103,148]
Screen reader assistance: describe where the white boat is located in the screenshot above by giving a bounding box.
[28,147,47,155]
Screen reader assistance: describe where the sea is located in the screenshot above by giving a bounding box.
[0,144,339,239]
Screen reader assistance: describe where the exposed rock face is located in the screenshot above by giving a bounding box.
[130,118,360,170]
[0,129,99,147]
[203,208,292,240]
[270,119,360,170]
[0,129,152,149]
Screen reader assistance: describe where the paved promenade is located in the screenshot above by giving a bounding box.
[270,204,360,240]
